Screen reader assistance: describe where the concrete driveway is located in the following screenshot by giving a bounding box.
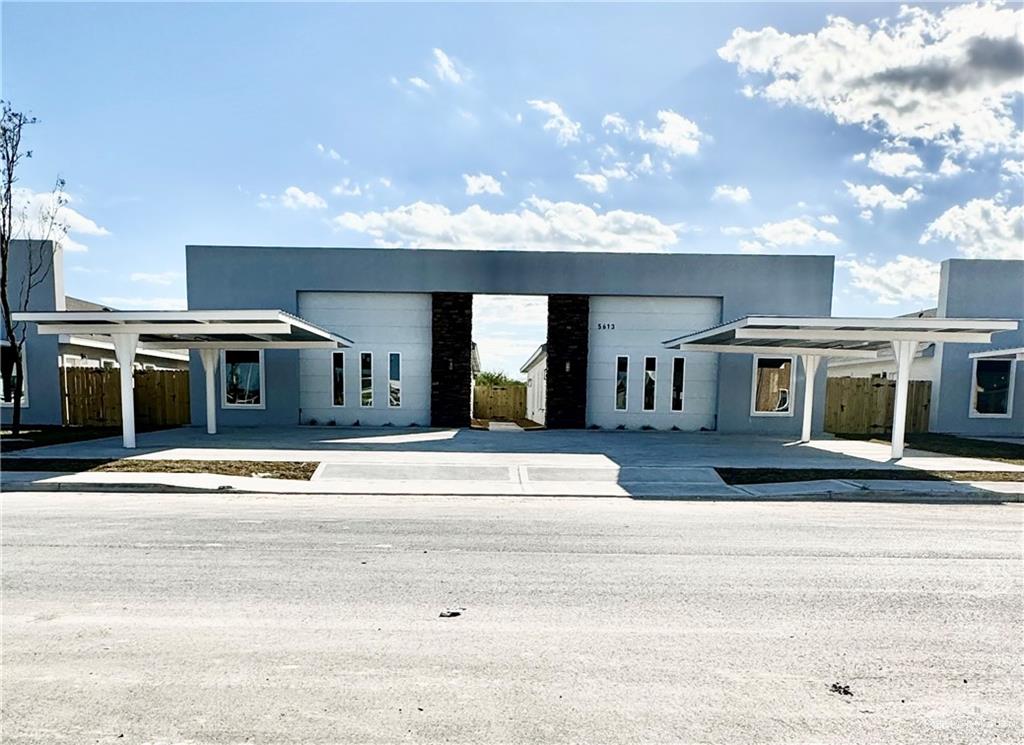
[3,491,1022,744]
[7,426,1021,498]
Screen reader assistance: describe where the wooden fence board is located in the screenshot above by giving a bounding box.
[824,376,930,435]
[473,385,527,420]
[61,368,190,427]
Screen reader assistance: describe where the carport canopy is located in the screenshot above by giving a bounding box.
[14,310,352,448]
[663,316,1019,459]
[969,346,1024,361]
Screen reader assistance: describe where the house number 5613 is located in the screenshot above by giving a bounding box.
[597,322,616,330]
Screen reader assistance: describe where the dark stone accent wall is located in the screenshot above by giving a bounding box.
[546,295,590,429]
[431,293,473,427]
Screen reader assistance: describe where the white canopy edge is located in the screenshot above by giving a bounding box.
[969,346,1024,361]
[669,342,879,359]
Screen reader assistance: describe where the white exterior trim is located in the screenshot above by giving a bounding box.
[614,355,629,412]
[220,349,266,410]
[750,354,795,418]
[1,342,28,408]
[642,356,657,412]
[359,351,374,408]
[331,351,345,408]
[670,355,686,413]
[968,357,1016,419]
[388,351,402,408]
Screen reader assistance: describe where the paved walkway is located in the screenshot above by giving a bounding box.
[4,427,1021,499]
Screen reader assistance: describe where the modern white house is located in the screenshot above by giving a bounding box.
[520,344,547,426]
[6,241,1022,455]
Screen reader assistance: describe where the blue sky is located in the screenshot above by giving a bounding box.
[5,2,1022,375]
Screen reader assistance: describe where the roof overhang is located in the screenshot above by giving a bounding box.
[969,346,1024,361]
[663,316,1019,359]
[12,310,352,350]
[520,343,548,373]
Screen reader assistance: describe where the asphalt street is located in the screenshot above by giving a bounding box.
[2,491,1022,744]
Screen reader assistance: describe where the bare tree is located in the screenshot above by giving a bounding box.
[1,101,67,435]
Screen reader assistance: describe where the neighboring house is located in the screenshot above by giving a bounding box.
[827,309,938,382]
[520,343,547,425]
[187,246,835,433]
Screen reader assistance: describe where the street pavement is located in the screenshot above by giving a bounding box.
[2,491,1022,744]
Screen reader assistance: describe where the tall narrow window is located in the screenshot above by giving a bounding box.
[388,352,401,407]
[615,355,628,411]
[0,342,27,407]
[752,356,792,415]
[971,359,1014,416]
[643,356,657,411]
[222,350,263,407]
[331,351,345,406]
[671,357,685,412]
[360,352,373,407]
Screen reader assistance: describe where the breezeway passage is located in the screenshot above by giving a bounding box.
[3,491,1021,744]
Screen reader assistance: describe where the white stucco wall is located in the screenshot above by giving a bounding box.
[297,292,432,426]
[524,353,547,425]
[586,296,720,430]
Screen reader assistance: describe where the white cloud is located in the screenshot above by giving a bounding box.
[712,184,751,203]
[852,153,867,162]
[526,100,582,146]
[1001,159,1024,180]
[637,110,704,157]
[720,226,749,236]
[130,271,183,286]
[330,179,362,197]
[575,173,609,193]
[920,197,1024,260]
[938,156,964,177]
[316,143,342,161]
[333,197,679,253]
[718,3,1024,157]
[99,296,188,310]
[378,177,393,188]
[838,255,940,305]
[12,187,110,253]
[866,148,924,178]
[635,153,654,175]
[270,186,327,210]
[432,48,468,85]
[818,214,839,225]
[751,217,840,247]
[463,173,503,196]
[408,76,432,91]
[601,113,630,135]
[845,182,921,215]
[739,240,765,254]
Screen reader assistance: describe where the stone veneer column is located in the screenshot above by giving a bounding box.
[430,292,473,427]
[546,294,590,429]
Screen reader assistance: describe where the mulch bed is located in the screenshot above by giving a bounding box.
[2,458,319,481]
[716,468,1024,485]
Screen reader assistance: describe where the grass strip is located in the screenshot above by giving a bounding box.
[716,468,1024,485]
[2,458,319,481]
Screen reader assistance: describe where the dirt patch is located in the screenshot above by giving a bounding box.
[2,458,319,480]
[716,468,1024,485]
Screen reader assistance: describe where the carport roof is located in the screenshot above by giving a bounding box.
[12,309,352,350]
[969,346,1024,361]
[662,315,1019,359]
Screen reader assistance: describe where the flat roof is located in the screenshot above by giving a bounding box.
[663,316,1019,359]
[969,346,1024,360]
[13,309,352,350]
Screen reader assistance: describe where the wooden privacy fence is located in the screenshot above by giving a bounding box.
[473,384,527,420]
[824,376,931,435]
[62,368,191,427]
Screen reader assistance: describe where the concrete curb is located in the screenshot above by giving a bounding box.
[4,479,1021,503]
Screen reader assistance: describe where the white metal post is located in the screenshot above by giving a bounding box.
[199,348,219,435]
[800,354,820,443]
[890,340,916,460]
[112,333,139,449]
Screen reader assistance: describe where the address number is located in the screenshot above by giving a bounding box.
[596,322,616,330]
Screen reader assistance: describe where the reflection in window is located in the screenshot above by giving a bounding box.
[332,351,345,406]
[643,356,657,411]
[615,355,628,411]
[671,357,685,412]
[389,352,401,407]
[1,342,27,406]
[973,359,1012,415]
[754,357,791,414]
[224,350,262,406]
[360,352,373,407]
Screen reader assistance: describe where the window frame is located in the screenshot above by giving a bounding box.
[749,354,795,418]
[614,354,629,412]
[359,351,374,408]
[0,342,28,408]
[387,351,402,408]
[220,349,266,410]
[670,356,685,413]
[331,350,345,408]
[642,355,657,412]
[968,357,1016,419]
